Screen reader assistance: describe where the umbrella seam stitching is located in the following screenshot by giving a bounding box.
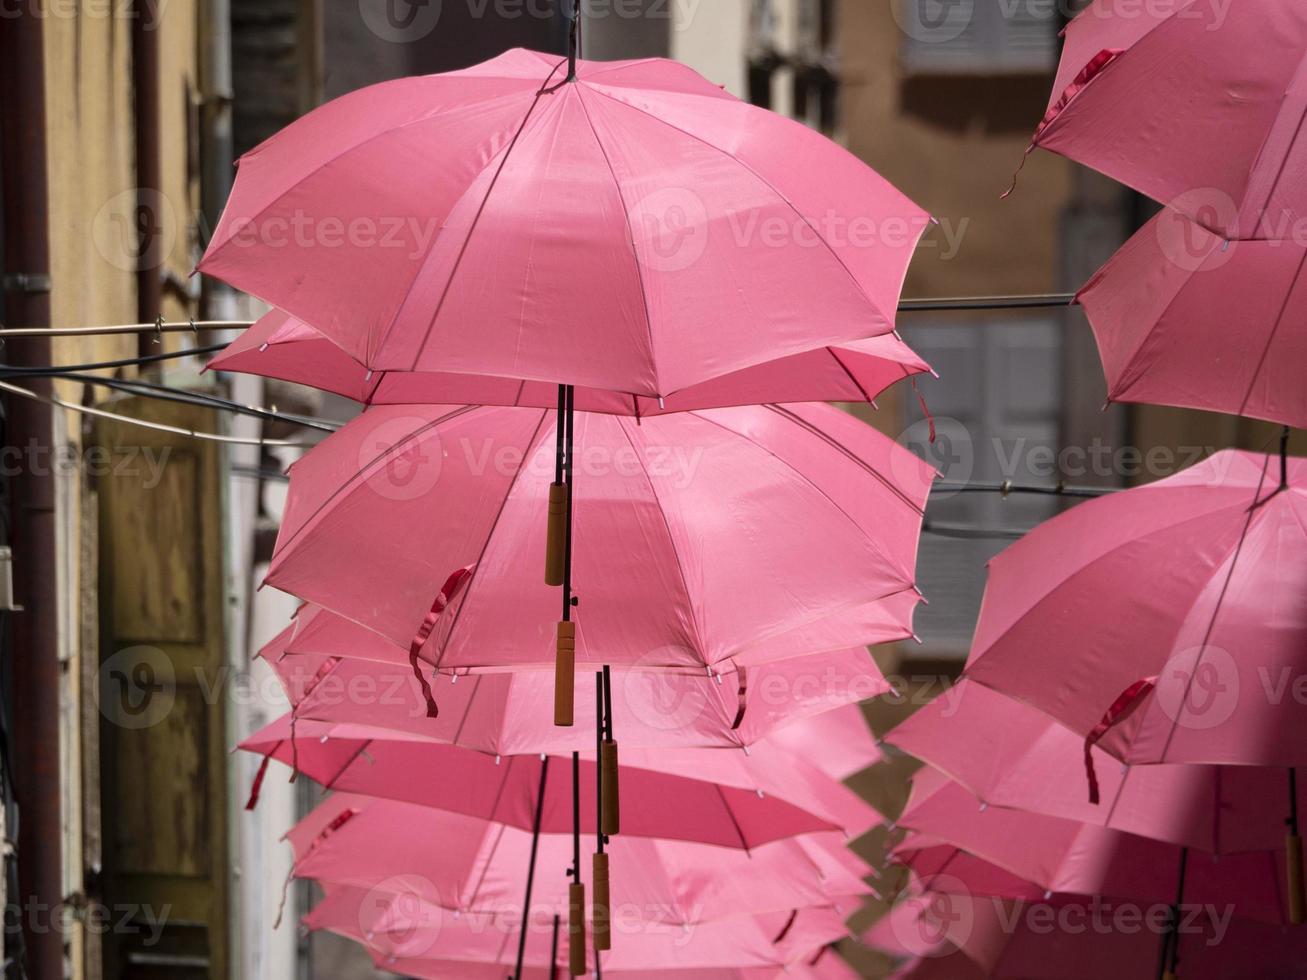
[583,83,901,329]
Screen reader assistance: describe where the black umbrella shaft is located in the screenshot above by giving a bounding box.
[602,664,613,740]
[596,671,605,855]
[572,750,581,873]
[562,384,575,622]
[549,914,560,980]
[513,756,551,980]
[567,0,580,80]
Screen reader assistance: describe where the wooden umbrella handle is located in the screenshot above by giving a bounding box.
[569,880,587,975]
[592,852,611,951]
[601,739,620,836]
[545,483,567,586]
[1289,833,1305,925]
[555,621,576,727]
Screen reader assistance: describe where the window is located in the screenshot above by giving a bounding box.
[898,0,1058,76]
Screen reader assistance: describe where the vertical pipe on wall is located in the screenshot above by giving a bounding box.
[0,5,64,979]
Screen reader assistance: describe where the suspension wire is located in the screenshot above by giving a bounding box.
[28,371,339,433]
[931,480,1117,499]
[0,343,225,376]
[0,294,1081,341]
[0,378,310,447]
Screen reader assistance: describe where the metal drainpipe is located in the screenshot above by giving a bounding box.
[0,7,64,980]
[134,0,163,358]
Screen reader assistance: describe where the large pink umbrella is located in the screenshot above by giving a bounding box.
[210,309,933,416]
[264,606,894,752]
[888,679,1307,857]
[1077,209,1307,430]
[895,768,1295,927]
[307,883,852,975]
[268,402,931,705]
[240,715,881,841]
[963,449,1307,767]
[287,792,868,929]
[1017,0,1307,241]
[196,49,927,397]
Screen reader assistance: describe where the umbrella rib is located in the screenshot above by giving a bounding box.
[1155,457,1273,763]
[583,83,905,330]
[610,416,711,664]
[967,496,1261,671]
[270,404,478,568]
[430,410,552,671]
[573,87,660,392]
[688,408,921,587]
[714,783,751,854]
[402,67,565,373]
[1237,249,1307,419]
[208,86,537,260]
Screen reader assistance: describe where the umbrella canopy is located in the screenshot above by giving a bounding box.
[197,49,928,398]
[307,883,852,973]
[1025,0,1307,240]
[964,449,1307,768]
[763,703,880,781]
[1077,209,1307,429]
[268,402,932,676]
[210,309,933,415]
[287,793,869,928]
[896,768,1294,925]
[264,607,893,752]
[240,715,881,846]
[868,886,1307,980]
[888,679,1307,855]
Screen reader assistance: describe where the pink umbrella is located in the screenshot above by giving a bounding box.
[888,679,1307,857]
[268,402,931,710]
[286,792,868,929]
[264,606,894,752]
[1016,0,1307,240]
[1075,209,1307,430]
[196,48,928,398]
[964,447,1307,766]
[210,309,933,416]
[240,715,881,841]
[895,768,1295,927]
[307,883,852,975]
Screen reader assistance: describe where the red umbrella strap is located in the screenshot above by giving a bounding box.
[1003,48,1125,199]
[1084,676,1156,805]
[407,564,477,718]
[245,753,274,811]
[730,666,749,731]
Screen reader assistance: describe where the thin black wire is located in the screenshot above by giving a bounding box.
[18,371,338,433]
[0,343,224,376]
